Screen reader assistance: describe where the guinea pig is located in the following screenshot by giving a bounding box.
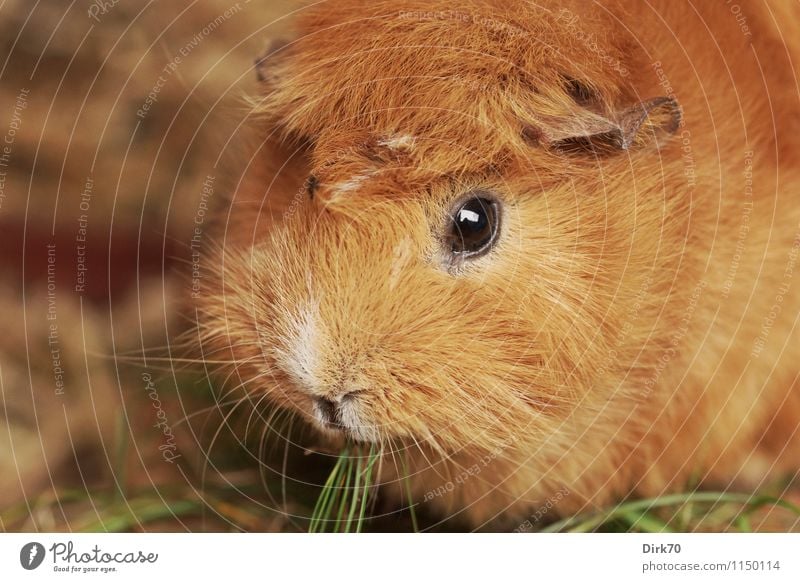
[196,0,800,527]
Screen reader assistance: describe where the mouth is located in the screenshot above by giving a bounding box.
[315,420,381,443]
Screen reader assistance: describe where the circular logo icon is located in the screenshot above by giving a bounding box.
[19,542,46,570]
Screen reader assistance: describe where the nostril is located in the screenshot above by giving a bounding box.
[313,396,337,424]
[312,390,365,429]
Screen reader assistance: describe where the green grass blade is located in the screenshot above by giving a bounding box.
[356,446,378,533]
[542,492,758,533]
[334,454,354,532]
[620,511,673,533]
[400,451,419,532]
[344,452,364,533]
[80,499,200,533]
[309,452,348,533]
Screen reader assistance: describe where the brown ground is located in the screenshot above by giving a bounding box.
[0,0,304,532]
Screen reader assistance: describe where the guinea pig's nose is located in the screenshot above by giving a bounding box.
[312,396,339,426]
[311,390,365,429]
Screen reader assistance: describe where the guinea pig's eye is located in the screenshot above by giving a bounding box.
[446,193,501,258]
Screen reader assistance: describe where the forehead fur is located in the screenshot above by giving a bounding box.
[258,0,638,175]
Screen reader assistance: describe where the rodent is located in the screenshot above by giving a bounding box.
[196,0,800,527]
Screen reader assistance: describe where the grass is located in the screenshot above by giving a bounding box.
[2,373,797,533]
[542,492,800,533]
[4,481,797,533]
[3,464,798,533]
[308,446,380,533]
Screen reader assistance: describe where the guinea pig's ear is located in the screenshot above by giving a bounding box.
[527,96,682,154]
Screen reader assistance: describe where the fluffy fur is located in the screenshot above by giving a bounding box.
[197,0,800,527]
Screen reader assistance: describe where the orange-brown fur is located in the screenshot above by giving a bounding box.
[197,0,800,527]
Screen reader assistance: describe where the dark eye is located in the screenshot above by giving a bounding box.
[446,193,500,257]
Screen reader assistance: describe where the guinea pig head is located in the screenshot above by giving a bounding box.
[201,1,685,459]
[217,144,567,451]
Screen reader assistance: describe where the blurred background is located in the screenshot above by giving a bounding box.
[1,0,797,533]
[0,0,326,532]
